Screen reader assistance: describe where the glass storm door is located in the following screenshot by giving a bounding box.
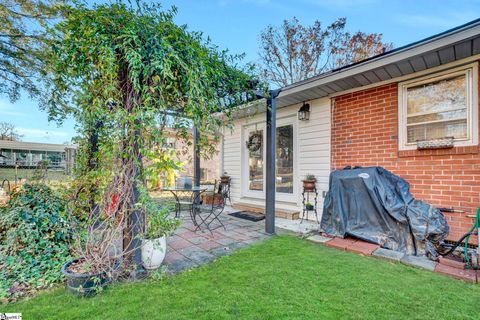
[243,117,296,200]
[246,128,264,192]
[276,124,294,194]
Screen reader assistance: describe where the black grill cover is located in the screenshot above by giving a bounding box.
[320,167,449,258]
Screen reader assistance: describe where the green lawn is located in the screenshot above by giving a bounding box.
[0,167,69,183]
[3,236,480,319]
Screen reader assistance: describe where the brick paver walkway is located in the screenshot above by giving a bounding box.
[308,234,479,283]
[164,212,270,274]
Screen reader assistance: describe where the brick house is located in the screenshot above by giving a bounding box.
[222,19,480,240]
[163,128,220,182]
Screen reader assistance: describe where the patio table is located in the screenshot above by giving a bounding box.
[161,186,206,220]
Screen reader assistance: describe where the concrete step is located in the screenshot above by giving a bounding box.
[231,202,300,220]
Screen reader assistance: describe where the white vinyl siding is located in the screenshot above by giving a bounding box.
[222,98,331,220]
[297,99,331,216]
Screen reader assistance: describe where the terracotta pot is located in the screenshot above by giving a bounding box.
[303,180,316,191]
[220,175,231,183]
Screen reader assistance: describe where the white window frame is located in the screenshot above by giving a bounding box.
[274,117,298,202]
[398,63,479,151]
[241,116,298,203]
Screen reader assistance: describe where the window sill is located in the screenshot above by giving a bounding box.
[398,145,479,158]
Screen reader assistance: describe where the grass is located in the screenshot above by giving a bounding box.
[3,235,480,319]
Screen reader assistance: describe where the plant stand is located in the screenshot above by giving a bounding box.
[301,187,318,224]
[219,177,231,205]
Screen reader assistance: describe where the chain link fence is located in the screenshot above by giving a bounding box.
[0,140,76,203]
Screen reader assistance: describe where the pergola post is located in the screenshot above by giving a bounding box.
[89,120,103,215]
[193,126,201,187]
[265,89,280,234]
[128,123,146,275]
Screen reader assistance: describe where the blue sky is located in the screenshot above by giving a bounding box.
[2,0,479,143]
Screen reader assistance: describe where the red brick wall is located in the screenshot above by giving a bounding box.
[332,83,480,240]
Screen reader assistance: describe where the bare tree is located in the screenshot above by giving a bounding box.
[258,17,393,87]
[331,31,393,67]
[0,121,23,140]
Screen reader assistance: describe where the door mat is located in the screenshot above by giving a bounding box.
[229,211,265,222]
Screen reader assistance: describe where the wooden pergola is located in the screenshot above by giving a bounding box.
[87,92,280,271]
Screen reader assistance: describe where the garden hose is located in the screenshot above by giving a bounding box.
[464,208,480,269]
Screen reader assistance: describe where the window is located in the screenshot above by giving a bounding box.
[399,64,478,150]
[276,125,293,194]
[164,137,176,149]
[248,130,263,191]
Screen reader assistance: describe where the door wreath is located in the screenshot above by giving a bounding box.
[246,132,262,153]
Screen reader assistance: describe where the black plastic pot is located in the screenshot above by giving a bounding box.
[61,258,117,297]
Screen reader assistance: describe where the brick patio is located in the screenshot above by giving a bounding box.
[164,211,271,274]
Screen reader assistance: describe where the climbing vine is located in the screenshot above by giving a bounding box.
[41,1,263,269]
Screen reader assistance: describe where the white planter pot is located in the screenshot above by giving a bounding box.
[141,236,167,270]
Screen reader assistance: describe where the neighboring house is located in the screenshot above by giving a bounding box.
[0,140,77,174]
[162,129,220,182]
[222,19,480,240]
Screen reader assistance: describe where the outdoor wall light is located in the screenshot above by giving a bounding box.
[298,102,310,121]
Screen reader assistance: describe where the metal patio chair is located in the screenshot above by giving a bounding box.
[191,180,226,232]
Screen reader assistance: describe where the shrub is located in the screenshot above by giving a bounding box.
[144,202,180,240]
[0,184,71,301]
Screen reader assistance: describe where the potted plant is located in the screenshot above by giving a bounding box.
[141,204,180,270]
[62,218,123,297]
[62,256,119,297]
[62,186,127,297]
[305,202,314,211]
[303,174,316,191]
